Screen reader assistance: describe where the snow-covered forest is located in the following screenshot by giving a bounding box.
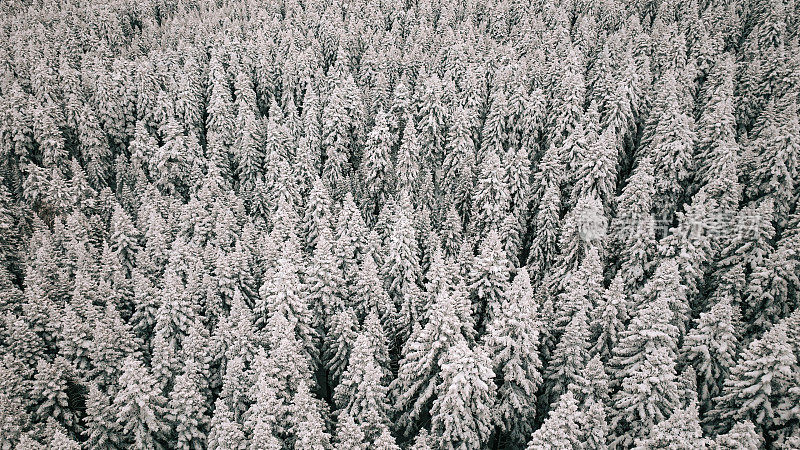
[0,0,799,448]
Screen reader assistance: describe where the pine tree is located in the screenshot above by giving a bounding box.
[324,306,358,389]
[79,105,112,189]
[528,180,561,281]
[322,81,355,198]
[207,398,246,450]
[632,403,710,449]
[84,383,123,450]
[590,275,628,361]
[443,107,477,220]
[707,323,797,441]
[113,357,168,450]
[303,176,333,252]
[90,303,141,393]
[544,308,591,408]
[547,46,586,148]
[714,420,764,449]
[695,55,738,188]
[608,292,681,447]
[430,340,495,450]
[525,391,582,450]
[110,202,140,277]
[746,93,800,227]
[391,289,469,437]
[610,346,682,448]
[504,145,531,220]
[647,75,696,223]
[206,53,235,182]
[580,397,610,450]
[571,126,618,211]
[167,360,208,450]
[361,110,393,220]
[333,328,391,443]
[481,268,542,446]
[335,413,367,450]
[153,265,197,359]
[681,297,740,412]
[471,148,510,239]
[234,108,264,198]
[334,193,368,285]
[468,229,510,328]
[395,117,421,196]
[610,157,656,288]
[290,379,332,450]
[556,193,607,276]
[554,247,603,332]
[257,255,318,368]
[30,356,77,433]
[217,355,251,426]
[0,177,22,276]
[371,427,401,450]
[245,350,287,446]
[571,354,611,407]
[382,198,421,342]
[352,250,394,326]
[306,222,346,330]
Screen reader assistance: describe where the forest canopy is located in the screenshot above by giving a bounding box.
[0,0,799,448]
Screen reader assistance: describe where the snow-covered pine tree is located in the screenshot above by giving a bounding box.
[707,322,798,443]
[382,196,421,344]
[361,110,393,221]
[714,420,764,449]
[471,148,510,240]
[590,274,628,361]
[395,117,421,197]
[167,360,208,450]
[544,308,590,408]
[429,340,495,450]
[333,328,392,443]
[632,403,711,450]
[681,297,740,412]
[468,229,510,329]
[610,157,655,289]
[525,391,582,450]
[608,293,681,448]
[391,288,469,437]
[113,357,169,449]
[290,379,332,450]
[481,267,542,446]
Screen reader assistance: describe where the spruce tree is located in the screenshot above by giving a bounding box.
[361,110,393,220]
[681,297,740,412]
[590,274,628,361]
[610,157,656,288]
[544,308,590,408]
[525,391,582,450]
[482,268,542,446]
[471,148,510,239]
[714,420,764,449]
[632,403,710,450]
[430,341,495,450]
[113,357,169,450]
[167,361,208,450]
[707,323,797,442]
[391,289,469,437]
[395,117,421,196]
[468,229,510,329]
[334,329,392,443]
[207,398,246,450]
[382,198,421,343]
[290,379,332,450]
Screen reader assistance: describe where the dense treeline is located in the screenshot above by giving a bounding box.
[0,0,799,448]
